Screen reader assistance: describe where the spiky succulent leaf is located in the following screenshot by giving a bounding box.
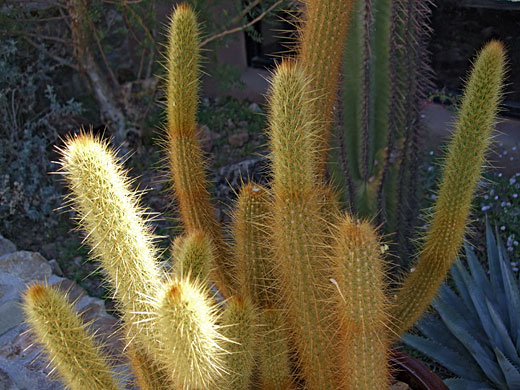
[405,225,520,388]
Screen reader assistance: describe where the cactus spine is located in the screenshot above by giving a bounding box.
[23,284,122,390]
[390,40,506,338]
[332,216,390,389]
[269,60,336,389]
[166,3,232,298]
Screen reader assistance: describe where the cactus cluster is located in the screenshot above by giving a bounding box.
[22,1,506,389]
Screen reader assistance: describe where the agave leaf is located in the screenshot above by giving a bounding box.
[435,299,506,386]
[495,347,520,389]
[485,297,520,367]
[402,334,486,382]
[417,315,476,363]
[452,259,478,315]
[443,378,493,390]
[437,284,481,330]
[497,234,520,346]
[465,242,500,312]
[486,217,504,296]
[443,265,499,347]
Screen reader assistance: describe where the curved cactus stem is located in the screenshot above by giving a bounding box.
[390,41,506,339]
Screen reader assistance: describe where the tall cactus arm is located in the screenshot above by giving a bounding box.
[59,133,162,345]
[298,0,356,174]
[23,284,122,390]
[332,215,390,389]
[165,3,232,298]
[390,41,506,339]
[269,60,337,390]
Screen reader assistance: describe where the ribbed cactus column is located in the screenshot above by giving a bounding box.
[390,41,506,338]
[219,296,257,390]
[332,215,390,389]
[23,284,122,390]
[269,60,336,390]
[298,0,355,173]
[166,3,232,298]
[231,183,294,389]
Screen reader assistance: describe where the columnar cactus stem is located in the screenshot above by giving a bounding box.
[232,183,274,305]
[149,277,226,389]
[220,296,257,390]
[332,215,390,389]
[127,346,175,390]
[298,0,356,173]
[59,133,161,344]
[166,3,232,298]
[171,230,214,282]
[390,40,506,338]
[258,308,296,390]
[23,284,122,390]
[269,60,336,390]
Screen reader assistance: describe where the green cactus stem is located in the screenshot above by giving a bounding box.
[23,284,122,390]
[165,3,233,298]
[171,230,214,282]
[332,215,390,389]
[269,60,337,390]
[390,40,506,338]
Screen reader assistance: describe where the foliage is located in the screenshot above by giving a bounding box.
[403,220,520,389]
[22,3,506,390]
[0,39,82,232]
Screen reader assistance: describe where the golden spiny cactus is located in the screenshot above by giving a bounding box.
[22,1,506,389]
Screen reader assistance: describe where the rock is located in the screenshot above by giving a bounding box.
[0,330,37,360]
[248,102,262,113]
[197,124,219,152]
[213,157,270,200]
[228,131,249,147]
[47,260,63,277]
[51,279,85,303]
[0,237,15,258]
[0,368,17,390]
[0,302,23,337]
[0,286,8,302]
[0,252,51,282]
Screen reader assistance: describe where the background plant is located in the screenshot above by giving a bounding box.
[330,0,435,267]
[403,220,520,389]
[0,39,83,233]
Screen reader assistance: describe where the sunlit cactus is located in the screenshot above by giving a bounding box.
[22,1,507,388]
[23,284,122,390]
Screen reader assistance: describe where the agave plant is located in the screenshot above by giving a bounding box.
[403,219,520,389]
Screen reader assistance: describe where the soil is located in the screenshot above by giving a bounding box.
[429,0,520,104]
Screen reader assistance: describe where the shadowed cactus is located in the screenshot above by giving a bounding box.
[22,1,506,389]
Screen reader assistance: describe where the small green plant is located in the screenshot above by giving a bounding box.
[22,2,506,389]
[403,219,520,389]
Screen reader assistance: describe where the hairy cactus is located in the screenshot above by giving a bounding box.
[390,40,506,338]
[22,1,506,389]
[23,284,122,390]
